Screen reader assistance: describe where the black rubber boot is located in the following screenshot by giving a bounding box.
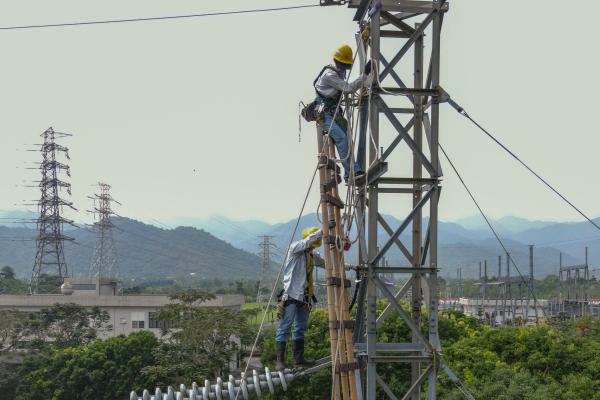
[292,339,315,368]
[275,341,287,370]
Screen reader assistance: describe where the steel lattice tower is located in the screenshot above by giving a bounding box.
[89,183,120,278]
[30,127,75,294]
[346,1,459,399]
[256,235,275,306]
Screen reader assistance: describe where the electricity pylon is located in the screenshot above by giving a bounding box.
[88,182,121,278]
[30,127,76,294]
[256,235,276,306]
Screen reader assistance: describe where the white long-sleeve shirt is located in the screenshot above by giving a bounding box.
[314,67,369,99]
[282,229,323,302]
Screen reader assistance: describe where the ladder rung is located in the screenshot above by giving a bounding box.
[322,176,341,191]
[329,320,355,330]
[322,193,345,209]
[324,235,337,246]
[336,361,360,373]
[318,155,341,174]
[327,277,351,287]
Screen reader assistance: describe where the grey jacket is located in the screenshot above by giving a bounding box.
[282,229,324,302]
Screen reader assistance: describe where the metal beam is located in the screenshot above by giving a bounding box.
[355,343,426,352]
[374,267,438,273]
[401,365,434,400]
[380,56,415,104]
[376,278,412,328]
[381,117,415,161]
[379,99,436,175]
[381,10,416,34]
[376,375,400,400]
[377,213,414,264]
[373,276,433,351]
[370,187,435,266]
[379,11,435,81]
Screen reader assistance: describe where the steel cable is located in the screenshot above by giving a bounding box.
[0,4,320,31]
[439,143,548,320]
[447,100,600,233]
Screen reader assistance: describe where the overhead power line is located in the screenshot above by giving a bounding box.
[446,98,600,232]
[0,4,319,31]
[439,143,547,319]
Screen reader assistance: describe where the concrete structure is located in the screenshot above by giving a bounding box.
[0,277,245,338]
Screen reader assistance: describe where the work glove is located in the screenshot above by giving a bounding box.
[364,60,372,75]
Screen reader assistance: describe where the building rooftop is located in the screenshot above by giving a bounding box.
[0,293,245,309]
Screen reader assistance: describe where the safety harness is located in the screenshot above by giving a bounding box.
[301,65,344,123]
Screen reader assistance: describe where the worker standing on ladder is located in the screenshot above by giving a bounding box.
[275,227,323,370]
[314,44,372,182]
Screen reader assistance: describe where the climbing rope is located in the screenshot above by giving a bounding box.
[234,163,319,400]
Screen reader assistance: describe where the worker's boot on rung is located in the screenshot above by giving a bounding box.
[292,339,315,368]
[275,341,287,370]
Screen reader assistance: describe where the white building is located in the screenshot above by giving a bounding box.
[0,277,245,338]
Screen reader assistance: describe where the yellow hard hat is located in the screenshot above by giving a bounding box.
[302,227,319,239]
[333,44,353,65]
[302,226,322,249]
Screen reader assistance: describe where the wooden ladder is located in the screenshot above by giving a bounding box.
[316,125,359,400]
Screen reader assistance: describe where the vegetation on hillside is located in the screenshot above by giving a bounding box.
[0,218,265,279]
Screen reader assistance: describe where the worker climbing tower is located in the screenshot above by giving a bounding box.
[131,2,470,399]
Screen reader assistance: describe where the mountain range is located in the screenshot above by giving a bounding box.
[155,213,600,278]
[1,209,599,280]
[0,215,266,280]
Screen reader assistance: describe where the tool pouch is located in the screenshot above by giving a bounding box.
[276,289,285,320]
[301,100,321,122]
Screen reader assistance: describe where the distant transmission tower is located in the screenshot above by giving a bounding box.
[256,235,275,305]
[30,127,75,293]
[88,183,120,278]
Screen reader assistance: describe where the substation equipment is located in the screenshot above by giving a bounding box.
[555,248,591,317]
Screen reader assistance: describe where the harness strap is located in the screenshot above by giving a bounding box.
[313,65,342,102]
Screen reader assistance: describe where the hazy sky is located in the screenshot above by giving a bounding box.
[1,0,599,224]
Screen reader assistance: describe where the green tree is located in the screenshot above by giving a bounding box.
[24,303,111,349]
[141,290,250,386]
[34,274,64,294]
[0,266,15,279]
[0,310,30,350]
[0,310,30,400]
[0,268,27,294]
[16,331,158,400]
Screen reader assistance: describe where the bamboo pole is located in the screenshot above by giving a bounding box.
[329,144,358,400]
[316,127,341,400]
